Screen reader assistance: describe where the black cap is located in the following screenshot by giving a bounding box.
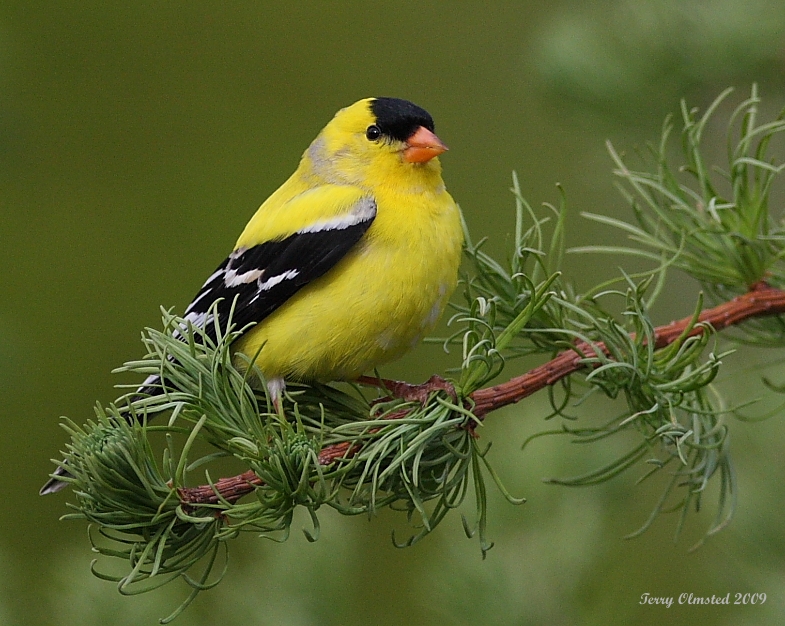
[369,98,435,142]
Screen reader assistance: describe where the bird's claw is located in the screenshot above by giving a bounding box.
[365,374,457,406]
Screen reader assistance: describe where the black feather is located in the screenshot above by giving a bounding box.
[370,98,434,142]
[185,210,376,344]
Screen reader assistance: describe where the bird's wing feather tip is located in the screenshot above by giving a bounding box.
[39,477,68,495]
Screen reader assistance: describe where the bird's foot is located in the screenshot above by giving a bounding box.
[358,375,480,436]
[358,374,458,406]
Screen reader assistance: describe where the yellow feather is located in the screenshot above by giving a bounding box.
[232,98,463,382]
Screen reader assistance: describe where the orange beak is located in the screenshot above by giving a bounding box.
[402,126,448,163]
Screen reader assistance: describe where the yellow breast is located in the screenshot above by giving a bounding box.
[235,183,463,382]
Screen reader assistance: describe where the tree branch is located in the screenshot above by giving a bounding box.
[471,280,785,416]
[178,282,785,507]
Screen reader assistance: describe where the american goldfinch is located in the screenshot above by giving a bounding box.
[42,97,462,494]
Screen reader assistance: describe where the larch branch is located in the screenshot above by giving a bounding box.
[470,281,785,416]
[179,282,785,507]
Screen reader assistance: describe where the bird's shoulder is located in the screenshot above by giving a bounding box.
[183,183,378,340]
[236,181,375,248]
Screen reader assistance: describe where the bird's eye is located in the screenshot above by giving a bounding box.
[365,125,382,141]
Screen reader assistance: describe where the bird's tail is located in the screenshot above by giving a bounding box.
[39,464,71,495]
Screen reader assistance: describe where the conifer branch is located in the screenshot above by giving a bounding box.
[177,280,785,506]
[471,280,785,415]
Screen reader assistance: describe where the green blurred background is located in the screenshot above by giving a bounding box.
[3,1,785,624]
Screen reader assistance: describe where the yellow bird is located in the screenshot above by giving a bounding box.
[42,97,463,494]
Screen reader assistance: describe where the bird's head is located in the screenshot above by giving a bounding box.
[304,97,448,188]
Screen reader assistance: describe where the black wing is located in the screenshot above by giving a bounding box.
[183,195,377,343]
[132,195,376,402]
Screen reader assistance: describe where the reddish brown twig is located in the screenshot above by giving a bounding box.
[470,280,785,416]
[180,470,262,506]
[179,282,785,507]
[178,408,410,507]
[315,407,410,465]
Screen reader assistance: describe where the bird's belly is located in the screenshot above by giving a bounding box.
[235,239,458,382]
